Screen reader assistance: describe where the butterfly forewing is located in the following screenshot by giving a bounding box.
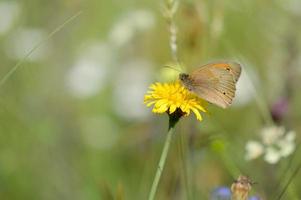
[205,62,241,82]
[187,62,241,108]
[225,62,241,82]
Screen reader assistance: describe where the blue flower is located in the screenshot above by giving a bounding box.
[211,186,261,200]
[211,187,231,200]
[249,196,261,200]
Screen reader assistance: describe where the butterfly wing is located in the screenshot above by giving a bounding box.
[189,62,241,108]
[200,62,241,82]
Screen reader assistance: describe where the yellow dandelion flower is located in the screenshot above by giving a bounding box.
[144,81,207,121]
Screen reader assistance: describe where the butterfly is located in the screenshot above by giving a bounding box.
[179,61,241,108]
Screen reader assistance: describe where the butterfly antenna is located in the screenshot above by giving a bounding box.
[163,65,181,73]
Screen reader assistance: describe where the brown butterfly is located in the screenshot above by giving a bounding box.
[179,61,241,108]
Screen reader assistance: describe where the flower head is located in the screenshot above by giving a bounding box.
[231,176,253,200]
[211,187,231,200]
[144,81,207,121]
[245,141,264,160]
[271,97,288,123]
[211,185,260,200]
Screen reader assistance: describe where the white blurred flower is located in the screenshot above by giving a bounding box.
[0,1,20,35]
[245,126,296,164]
[264,147,281,164]
[5,28,49,61]
[130,10,155,30]
[113,59,153,120]
[66,41,113,98]
[109,9,155,47]
[66,61,104,98]
[281,0,301,16]
[261,126,285,145]
[277,131,296,157]
[245,141,264,160]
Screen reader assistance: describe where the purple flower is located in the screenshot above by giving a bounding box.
[271,97,288,123]
[211,186,261,200]
[211,187,231,200]
[249,196,261,200]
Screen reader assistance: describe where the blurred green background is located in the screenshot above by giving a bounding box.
[1,0,301,199]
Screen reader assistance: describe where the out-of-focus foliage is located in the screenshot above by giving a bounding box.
[0,0,301,199]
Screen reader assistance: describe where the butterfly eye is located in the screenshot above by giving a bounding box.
[226,67,230,71]
[223,92,226,95]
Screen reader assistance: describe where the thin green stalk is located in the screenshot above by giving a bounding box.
[0,11,82,87]
[148,125,176,200]
[148,0,180,199]
[220,150,241,179]
[274,143,300,192]
[276,157,301,200]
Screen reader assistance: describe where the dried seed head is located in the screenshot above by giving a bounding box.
[231,175,253,200]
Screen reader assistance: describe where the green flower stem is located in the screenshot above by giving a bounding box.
[148,113,180,200]
[148,127,175,200]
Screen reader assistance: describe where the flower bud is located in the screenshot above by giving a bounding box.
[231,176,252,200]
